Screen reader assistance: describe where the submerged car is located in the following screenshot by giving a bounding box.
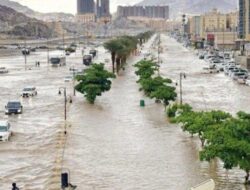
[5,101,23,115]
[0,121,11,142]
[64,76,73,82]
[83,55,92,66]
[22,87,37,97]
[0,67,8,74]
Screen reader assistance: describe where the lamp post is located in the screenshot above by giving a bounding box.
[24,37,27,71]
[58,87,67,122]
[179,72,186,105]
[157,34,161,75]
[71,66,76,96]
[47,38,50,65]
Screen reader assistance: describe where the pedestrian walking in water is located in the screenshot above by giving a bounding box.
[12,183,19,190]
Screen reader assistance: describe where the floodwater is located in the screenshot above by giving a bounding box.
[64,35,250,190]
[0,35,249,190]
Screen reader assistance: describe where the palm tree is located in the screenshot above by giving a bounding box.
[104,39,123,73]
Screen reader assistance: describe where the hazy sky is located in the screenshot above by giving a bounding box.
[13,0,141,14]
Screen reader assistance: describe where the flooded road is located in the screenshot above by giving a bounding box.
[0,34,249,189]
[0,45,110,189]
[64,35,250,190]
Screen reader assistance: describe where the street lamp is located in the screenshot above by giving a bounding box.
[23,36,27,71]
[179,72,186,105]
[58,87,67,122]
[70,66,76,96]
[157,33,162,75]
[47,38,50,66]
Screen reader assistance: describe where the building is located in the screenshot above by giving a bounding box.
[238,0,250,41]
[117,6,169,19]
[189,16,202,41]
[96,0,110,19]
[76,0,95,23]
[187,9,238,49]
[77,0,94,14]
[239,0,246,39]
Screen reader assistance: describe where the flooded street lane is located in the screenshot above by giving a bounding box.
[0,35,249,189]
[0,48,93,189]
[65,35,250,190]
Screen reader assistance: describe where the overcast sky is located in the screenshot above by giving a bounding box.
[13,0,141,14]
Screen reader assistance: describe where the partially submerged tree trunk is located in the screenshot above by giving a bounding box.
[199,133,205,147]
[245,170,250,184]
[111,52,116,74]
[116,57,121,74]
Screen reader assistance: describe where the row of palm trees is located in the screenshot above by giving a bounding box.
[104,31,153,74]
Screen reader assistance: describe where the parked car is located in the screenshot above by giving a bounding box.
[0,121,11,142]
[83,55,92,66]
[64,76,73,82]
[5,101,23,115]
[0,67,8,74]
[245,79,250,86]
[203,67,219,74]
[89,49,97,58]
[22,48,30,55]
[216,63,227,72]
[50,56,66,67]
[22,87,37,97]
[237,76,247,84]
[224,66,236,75]
[232,72,248,80]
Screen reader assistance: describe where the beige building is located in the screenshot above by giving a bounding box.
[76,13,96,23]
[187,9,238,49]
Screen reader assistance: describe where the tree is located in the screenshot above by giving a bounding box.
[104,36,138,74]
[140,76,172,96]
[167,103,192,118]
[200,117,250,183]
[134,60,158,82]
[150,85,177,109]
[104,39,123,73]
[137,31,153,45]
[75,63,115,104]
[176,110,231,147]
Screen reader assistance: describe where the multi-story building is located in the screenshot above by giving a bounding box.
[96,0,110,21]
[117,6,169,19]
[77,0,94,14]
[189,16,202,41]
[187,9,238,49]
[238,0,250,41]
[76,0,95,23]
[239,0,246,39]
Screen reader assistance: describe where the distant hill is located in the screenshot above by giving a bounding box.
[0,5,55,38]
[185,0,238,14]
[0,0,74,22]
[137,0,238,17]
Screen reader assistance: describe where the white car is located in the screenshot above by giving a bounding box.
[22,87,37,97]
[0,121,11,142]
[246,79,250,86]
[237,76,246,84]
[203,67,219,74]
[0,67,8,74]
[64,76,73,82]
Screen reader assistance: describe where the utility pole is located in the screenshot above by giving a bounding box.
[72,66,76,96]
[24,37,27,71]
[157,33,161,75]
[47,38,50,65]
[59,87,67,121]
[63,31,65,53]
[180,73,186,105]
